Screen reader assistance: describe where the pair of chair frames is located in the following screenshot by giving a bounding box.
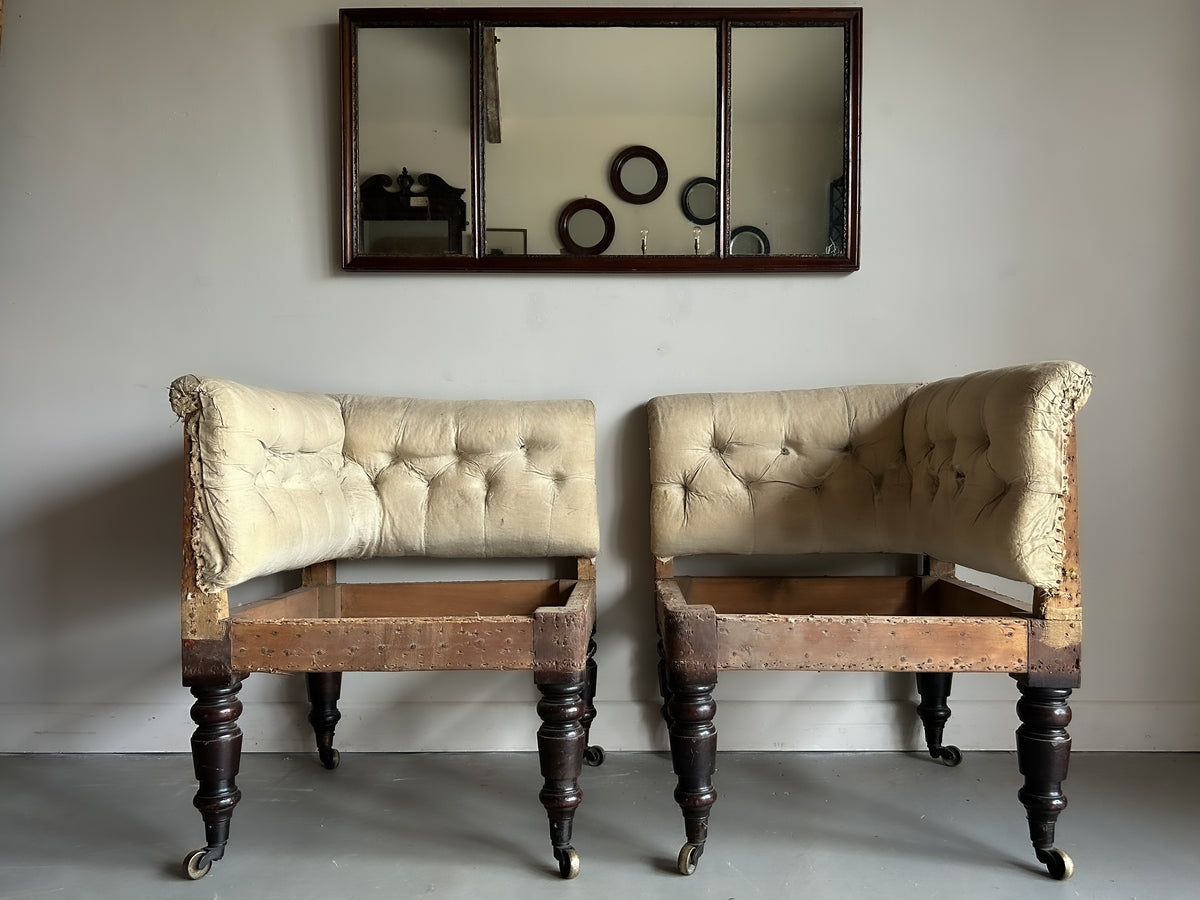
[170,361,1090,882]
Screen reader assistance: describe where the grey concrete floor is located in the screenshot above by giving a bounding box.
[0,751,1195,899]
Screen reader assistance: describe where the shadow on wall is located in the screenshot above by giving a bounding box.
[16,454,183,712]
[609,402,664,743]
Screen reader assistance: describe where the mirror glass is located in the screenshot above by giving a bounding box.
[355,27,472,257]
[570,210,605,245]
[484,27,715,257]
[341,9,861,272]
[731,26,847,256]
[621,158,658,195]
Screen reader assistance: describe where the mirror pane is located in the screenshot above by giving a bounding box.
[621,157,658,196]
[357,27,472,256]
[730,26,846,256]
[484,27,717,256]
[568,209,606,247]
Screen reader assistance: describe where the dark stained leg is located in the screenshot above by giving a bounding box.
[656,638,674,731]
[1015,681,1075,879]
[182,681,244,879]
[306,671,343,770]
[666,676,717,875]
[916,672,962,766]
[581,631,605,766]
[535,674,587,878]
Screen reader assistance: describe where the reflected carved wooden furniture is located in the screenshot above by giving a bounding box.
[170,377,602,880]
[361,168,467,255]
[649,362,1091,879]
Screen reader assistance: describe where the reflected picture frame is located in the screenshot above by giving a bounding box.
[485,228,527,256]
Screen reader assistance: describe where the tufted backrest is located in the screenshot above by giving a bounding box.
[170,376,600,594]
[648,361,1091,590]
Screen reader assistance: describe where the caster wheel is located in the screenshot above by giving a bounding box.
[556,847,580,879]
[320,748,341,770]
[937,745,963,767]
[182,849,212,880]
[1037,847,1074,880]
[583,745,606,767]
[677,842,702,876]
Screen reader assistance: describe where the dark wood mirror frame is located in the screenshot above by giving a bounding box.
[340,7,862,273]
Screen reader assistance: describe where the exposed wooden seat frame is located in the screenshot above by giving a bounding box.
[650,362,1090,880]
[171,377,602,881]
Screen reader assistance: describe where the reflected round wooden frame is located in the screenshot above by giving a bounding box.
[680,176,719,226]
[557,198,616,256]
[609,145,669,205]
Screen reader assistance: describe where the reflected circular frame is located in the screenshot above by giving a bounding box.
[557,198,616,256]
[680,176,718,226]
[729,225,771,256]
[609,145,669,205]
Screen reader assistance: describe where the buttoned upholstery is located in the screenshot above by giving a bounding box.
[649,361,1091,589]
[170,376,600,593]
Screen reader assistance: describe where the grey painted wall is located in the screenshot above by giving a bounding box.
[1,0,1198,753]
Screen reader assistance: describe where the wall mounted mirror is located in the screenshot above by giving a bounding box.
[341,7,861,273]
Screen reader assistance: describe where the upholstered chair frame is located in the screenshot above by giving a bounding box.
[649,362,1090,879]
[170,377,602,880]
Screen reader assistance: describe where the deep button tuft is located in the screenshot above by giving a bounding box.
[779,446,790,456]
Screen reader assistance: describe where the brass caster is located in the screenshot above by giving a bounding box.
[677,842,702,876]
[1037,847,1074,880]
[583,745,606,767]
[182,849,213,880]
[555,846,580,879]
[936,745,962,766]
[320,747,341,770]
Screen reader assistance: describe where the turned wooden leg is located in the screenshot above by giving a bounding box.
[1015,682,1075,879]
[306,672,343,770]
[666,676,717,875]
[535,675,587,879]
[916,672,962,766]
[182,681,244,880]
[579,631,604,767]
[656,638,674,731]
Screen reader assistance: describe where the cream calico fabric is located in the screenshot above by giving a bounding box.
[170,376,600,593]
[648,362,1091,590]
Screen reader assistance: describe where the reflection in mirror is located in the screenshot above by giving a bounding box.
[342,8,861,271]
[680,176,718,226]
[730,225,770,256]
[731,26,846,255]
[557,198,615,255]
[356,27,471,256]
[484,27,716,256]
[610,145,668,205]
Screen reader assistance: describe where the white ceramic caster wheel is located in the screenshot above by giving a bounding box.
[1039,847,1074,880]
[557,847,580,879]
[677,842,701,876]
[182,849,212,880]
[322,748,341,770]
